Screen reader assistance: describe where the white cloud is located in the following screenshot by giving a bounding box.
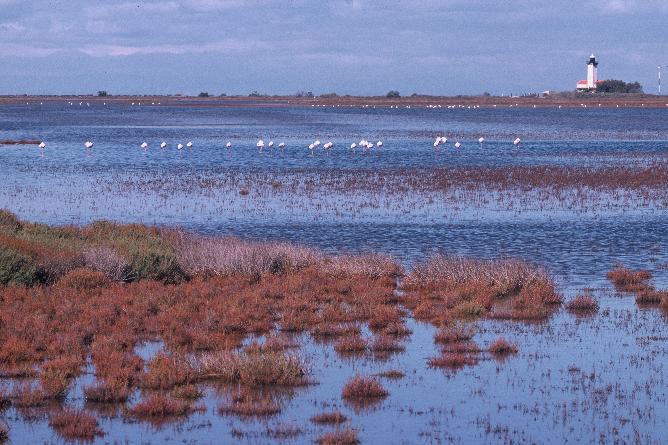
[78,38,272,57]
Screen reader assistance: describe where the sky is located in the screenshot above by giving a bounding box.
[0,0,667,96]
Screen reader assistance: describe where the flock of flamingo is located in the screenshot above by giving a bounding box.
[35,136,523,151]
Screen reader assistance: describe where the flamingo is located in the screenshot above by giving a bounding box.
[186,141,193,148]
[140,142,148,149]
[454,142,461,149]
[84,141,93,149]
[268,141,274,148]
[513,137,521,147]
[278,142,285,149]
[478,137,485,148]
[324,142,333,149]
[226,142,232,148]
[257,139,265,150]
[177,143,184,150]
[160,142,167,149]
[376,141,383,147]
[350,143,357,149]
[38,142,46,149]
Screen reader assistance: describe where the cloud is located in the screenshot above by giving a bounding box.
[0,43,61,57]
[78,38,273,57]
[0,22,25,33]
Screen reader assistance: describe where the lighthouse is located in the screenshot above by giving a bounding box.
[576,54,599,90]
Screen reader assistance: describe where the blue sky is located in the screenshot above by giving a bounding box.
[0,0,666,95]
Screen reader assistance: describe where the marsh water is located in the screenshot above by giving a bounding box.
[1,103,668,443]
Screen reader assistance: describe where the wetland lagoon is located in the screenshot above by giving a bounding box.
[1,102,668,444]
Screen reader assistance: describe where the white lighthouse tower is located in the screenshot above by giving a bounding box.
[577,54,599,90]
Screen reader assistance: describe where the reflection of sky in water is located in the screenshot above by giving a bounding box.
[1,105,667,443]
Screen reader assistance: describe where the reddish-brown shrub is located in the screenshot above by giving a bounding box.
[0,337,37,364]
[84,380,131,403]
[607,266,652,292]
[57,268,111,290]
[428,352,478,370]
[218,389,281,418]
[128,395,195,419]
[310,410,348,424]
[11,383,46,407]
[434,324,475,344]
[636,287,667,305]
[370,335,405,353]
[334,335,368,354]
[341,375,388,400]
[172,384,203,400]
[565,294,599,313]
[196,351,309,387]
[141,352,193,390]
[49,408,104,440]
[488,337,519,356]
[316,427,360,445]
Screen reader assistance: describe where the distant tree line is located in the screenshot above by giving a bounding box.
[596,80,643,94]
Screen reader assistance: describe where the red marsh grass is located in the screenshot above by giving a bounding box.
[0,421,7,442]
[84,380,132,403]
[48,408,104,441]
[370,335,405,353]
[310,410,348,424]
[434,324,475,344]
[428,352,479,371]
[128,395,201,421]
[316,427,360,445]
[404,255,561,326]
[488,337,519,357]
[341,375,388,401]
[565,294,599,313]
[195,351,310,387]
[635,287,668,305]
[218,388,281,418]
[141,352,193,390]
[10,383,47,408]
[375,369,406,379]
[334,335,368,355]
[606,266,652,292]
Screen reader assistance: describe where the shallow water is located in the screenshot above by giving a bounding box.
[1,104,667,443]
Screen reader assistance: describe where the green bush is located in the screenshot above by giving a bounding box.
[0,246,40,286]
[0,209,22,233]
[127,248,187,283]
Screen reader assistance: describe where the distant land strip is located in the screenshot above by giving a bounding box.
[1,94,668,108]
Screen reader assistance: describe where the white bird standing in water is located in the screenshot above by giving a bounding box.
[177,143,184,150]
[38,142,46,149]
[350,143,357,149]
[376,141,383,147]
[226,142,232,148]
[140,142,148,150]
[513,137,521,147]
[478,137,485,148]
[278,142,285,149]
[268,141,274,148]
[186,141,193,148]
[454,142,461,149]
[257,139,265,150]
[84,141,93,149]
[160,142,167,149]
